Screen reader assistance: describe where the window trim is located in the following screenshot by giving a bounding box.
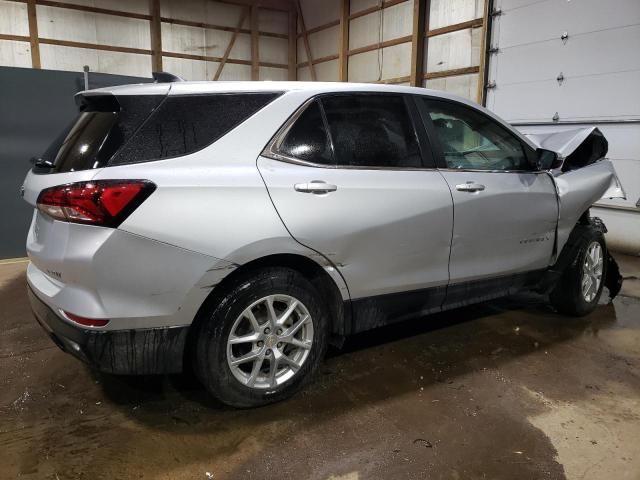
[262,92,437,171]
[414,94,541,174]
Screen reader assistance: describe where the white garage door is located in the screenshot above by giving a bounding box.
[485,0,640,252]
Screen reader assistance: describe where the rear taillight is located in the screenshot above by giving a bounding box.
[62,310,109,327]
[36,180,155,227]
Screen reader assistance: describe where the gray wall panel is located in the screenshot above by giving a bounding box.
[0,66,150,259]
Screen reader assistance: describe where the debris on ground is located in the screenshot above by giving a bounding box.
[413,438,433,448]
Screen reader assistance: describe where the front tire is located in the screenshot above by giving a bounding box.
[550,225,607,316]
[194,267,329,408]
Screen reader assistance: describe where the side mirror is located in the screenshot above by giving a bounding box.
[536,149,563,170]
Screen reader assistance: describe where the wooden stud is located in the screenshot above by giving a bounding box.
[409,0,426,86]
[26,0,40,68]
[476,0,491,104]
[251,5,259,80]
[338,0,349,81]
[149,0,162,72]
[296,0,316,80]
[214,7,249,80]
[288,7,297,80]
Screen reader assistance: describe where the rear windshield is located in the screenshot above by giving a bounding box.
[36,92,280,173]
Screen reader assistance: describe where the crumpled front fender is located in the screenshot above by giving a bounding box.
[553,160,626,255]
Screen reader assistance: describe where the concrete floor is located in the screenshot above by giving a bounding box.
[1,256,639,480]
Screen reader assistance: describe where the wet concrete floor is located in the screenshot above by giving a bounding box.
[1,255,639,480]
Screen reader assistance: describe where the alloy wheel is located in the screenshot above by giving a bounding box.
[226,294,313,389]
[582,241,603,302]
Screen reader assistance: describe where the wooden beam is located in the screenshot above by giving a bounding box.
[162,50,287,69]
[214,0,291,12]
[373,75,410,84]
[250,5,259,80]
[39,38,151,55]
[296,53,338,68]
[214,7,249,80]
[288,7,297,80]
[149,0,162,71]
[26,0,40,68]
[347,35,411,56]
[424,65,479,80]
[476,0,491,104]
[160,16,287,39]
[296,0,316,80]
[0,33,30,42]
[427,18,482,37]
[38,0,151,20]
[349,0,408,20]
[338,0,349,81]
[409,0,426,86]
[296,19,339,38]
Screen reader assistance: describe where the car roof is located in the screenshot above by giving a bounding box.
[84,80,445,98]
[80,80,539,151]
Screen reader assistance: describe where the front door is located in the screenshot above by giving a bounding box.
[415,97,558,301]
[258,93,453,328]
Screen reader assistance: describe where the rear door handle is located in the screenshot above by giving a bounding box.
[294,181,338,194]
[456,182,485,192]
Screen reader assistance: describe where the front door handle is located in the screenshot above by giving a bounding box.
[294,181,338,194]
[456,182,485,192]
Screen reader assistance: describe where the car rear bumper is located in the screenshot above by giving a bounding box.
[28,285,189,375]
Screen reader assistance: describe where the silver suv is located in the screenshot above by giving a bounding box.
[24,80,624,407]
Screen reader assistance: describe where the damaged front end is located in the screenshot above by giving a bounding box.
[525,127,626,301]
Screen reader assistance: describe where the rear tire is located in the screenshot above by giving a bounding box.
[194,267,329,408]
[550,225,607,316]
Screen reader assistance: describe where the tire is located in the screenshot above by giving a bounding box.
[194,267,329,408]
[550,225,607,316]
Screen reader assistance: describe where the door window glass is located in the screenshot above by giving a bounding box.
[321,95,422,168]
[277,100,333,165]
[423,99,529,171]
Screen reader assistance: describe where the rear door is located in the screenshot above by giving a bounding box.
[258,93,453,326]
[415,96,558,299]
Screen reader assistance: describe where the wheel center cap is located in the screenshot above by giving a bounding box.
[265,335,278,348]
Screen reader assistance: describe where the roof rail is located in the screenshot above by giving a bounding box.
[152,71,185,83]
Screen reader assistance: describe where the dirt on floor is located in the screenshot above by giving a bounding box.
[0,255,639,480]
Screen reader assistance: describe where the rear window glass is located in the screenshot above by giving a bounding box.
[111,93,281,166]
[37,92,280,173]
[40,95,163,173]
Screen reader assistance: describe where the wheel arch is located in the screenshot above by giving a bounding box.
[187,253,350,362]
